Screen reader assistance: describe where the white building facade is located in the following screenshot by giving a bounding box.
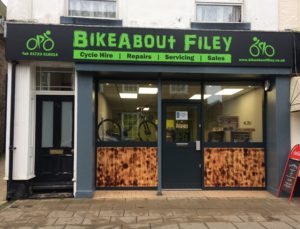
[4,0,295,199]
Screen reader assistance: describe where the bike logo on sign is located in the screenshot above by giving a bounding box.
[249,37,275,57]
[26,30,55,52]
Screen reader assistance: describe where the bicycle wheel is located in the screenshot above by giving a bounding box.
[26,38,38,51]
[265,45,275,57]
[249,45,260,57]
[138,121,157,142]
[43,39,54,51]
[97,119,121,142]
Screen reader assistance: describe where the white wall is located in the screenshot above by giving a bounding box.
[7,0,67,23]
[244,0,279,31]
[279,0,300,31]
[5,63,35,180]
[7,0,279,31]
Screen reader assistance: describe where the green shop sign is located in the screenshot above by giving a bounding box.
[6,23,293,67]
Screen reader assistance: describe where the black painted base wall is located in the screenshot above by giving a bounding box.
[6,180,33,200]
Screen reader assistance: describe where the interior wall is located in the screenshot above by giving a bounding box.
[223,88,263,142]
[98,91,112,123]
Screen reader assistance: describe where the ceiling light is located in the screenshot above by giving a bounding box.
[143,107,150,111]
[119,93,137,99]
[189,94,211,100]
[215,89,243,95]
[138,87,158,94]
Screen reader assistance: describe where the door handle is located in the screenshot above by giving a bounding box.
[176,142,189,146]
[196,140,201,151]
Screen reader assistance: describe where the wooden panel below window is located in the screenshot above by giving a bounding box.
[204,148,265,188]
[96,147,158,187]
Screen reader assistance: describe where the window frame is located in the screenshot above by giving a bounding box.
[68,0,119,20]
[195,1,243,23]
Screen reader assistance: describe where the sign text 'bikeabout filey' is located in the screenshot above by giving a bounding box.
[73,30,233,63]
[6,23,293,67]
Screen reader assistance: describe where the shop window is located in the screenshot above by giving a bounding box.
[36,67,74,91]
[204,83,263,143]
[69,0,117,18]
[97,82,157,142]
[196,4,241,22]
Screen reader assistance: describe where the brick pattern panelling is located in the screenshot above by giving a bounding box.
[204,148,265,188]
[97,147,158,187]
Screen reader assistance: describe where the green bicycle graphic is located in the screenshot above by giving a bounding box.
[249,37,275,57]
[26,30,55,51]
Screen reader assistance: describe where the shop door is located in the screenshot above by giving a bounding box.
[162,102,202,188]
[35,95,74,184]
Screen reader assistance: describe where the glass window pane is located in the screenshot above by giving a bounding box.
[36,67,74,91]
[69,0,116,18]
[204,83,263,143]
[42,101,54,147]
[162,82,201,100]
[61,102,73,147]
[98,82,157,142]
[165,105,198,143]
[196,5,241,22]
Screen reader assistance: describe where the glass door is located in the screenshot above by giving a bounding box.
[162,102,202,188]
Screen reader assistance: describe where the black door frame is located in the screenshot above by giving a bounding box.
[162,99,203,189]
[35,95,75,184]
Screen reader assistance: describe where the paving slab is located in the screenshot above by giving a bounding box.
[286,221,300,229]
[213,215,243,222]
[164,216,189,223]
[36,226,64,229]
[137,216,163,224]
[64,226,92,229]
[27,217,57,226]
[237,214,267,222]
[110,216,137,224]
[259,222,294,229]
[151,223,180,229]
[55,217,84,225]
[48,210,74,218]
[179,222,208,229]
[93,225,122,229]
[234,222,265,229]
[149,209,174,217]
[286,214,300,222]
[99,210,124,217]
[124,209,149,217]
[187,216,215,222]
[206,222,237,229]
[82,217,110,225]
[123,223,150,229]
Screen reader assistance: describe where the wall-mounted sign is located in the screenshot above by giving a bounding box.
[6,23,293,67]
[176,111,188,120]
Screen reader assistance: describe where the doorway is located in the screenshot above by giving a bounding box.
[35,95,74,188]
[162,101,202,188]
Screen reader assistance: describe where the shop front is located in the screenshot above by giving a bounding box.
[5,23,293,198]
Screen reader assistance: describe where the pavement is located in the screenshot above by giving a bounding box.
[0,191,299,228]
[0,154,6,204]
